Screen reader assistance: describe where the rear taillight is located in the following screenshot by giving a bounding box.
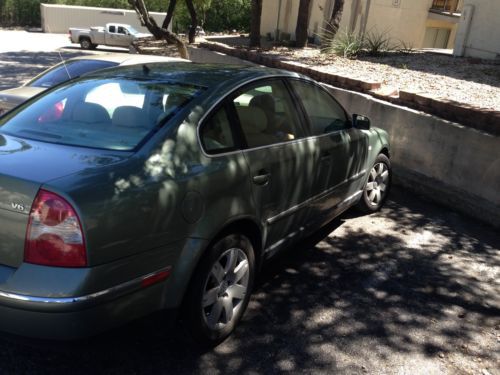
[25,190,87,267]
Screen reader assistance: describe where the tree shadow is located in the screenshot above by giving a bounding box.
[0,187,498,374]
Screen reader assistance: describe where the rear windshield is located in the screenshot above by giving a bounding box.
[28,60,118,88]
[0,78,203,151]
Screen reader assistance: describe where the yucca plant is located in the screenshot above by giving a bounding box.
[364,28,394,56]
[321,26,364,59]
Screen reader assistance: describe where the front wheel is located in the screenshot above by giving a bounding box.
[358,153,391,213]
[183,234,255,347]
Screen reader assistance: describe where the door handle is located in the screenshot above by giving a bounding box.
[252,170,270,185]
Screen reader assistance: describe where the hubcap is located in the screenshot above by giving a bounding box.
[202,248,250,330]
[365,162,389,206]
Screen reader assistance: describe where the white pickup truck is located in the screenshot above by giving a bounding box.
[69,23,151,50]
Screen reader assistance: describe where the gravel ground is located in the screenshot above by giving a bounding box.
[207,36,500,111]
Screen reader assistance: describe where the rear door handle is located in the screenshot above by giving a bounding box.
[252,169,270,185]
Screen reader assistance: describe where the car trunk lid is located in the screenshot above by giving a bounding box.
[0,133,129,267]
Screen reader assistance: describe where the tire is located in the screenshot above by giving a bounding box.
[79,38,92,50]
[358,153,392,213]
[183,234,255,348]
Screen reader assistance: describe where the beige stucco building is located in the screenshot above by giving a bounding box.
[261,0,463,49]
[453,0,500,59]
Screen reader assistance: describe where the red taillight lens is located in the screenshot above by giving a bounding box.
[25,190,87,267]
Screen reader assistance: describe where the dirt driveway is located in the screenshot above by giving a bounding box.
[0,30,498,375]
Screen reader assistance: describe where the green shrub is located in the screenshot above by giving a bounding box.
[398,40,416,55]
[321,28,364,59]
[364,28,394,56]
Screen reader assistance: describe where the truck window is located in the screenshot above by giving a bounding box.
[108,25,116,33]
[117,26,127,35]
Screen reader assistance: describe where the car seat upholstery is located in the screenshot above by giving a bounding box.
[112,106,146,128]
[237,106,279,148]
[72,102,111,124]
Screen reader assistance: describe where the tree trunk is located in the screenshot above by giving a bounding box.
[322,0,345,47]
[185,0,198,44]
[295,0,311,48]
[161,0,177,30]
[128,0,189,59]
[249,0,262,48]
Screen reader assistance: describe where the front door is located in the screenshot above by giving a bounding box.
[230,79,315,252]
[288,80,368,221]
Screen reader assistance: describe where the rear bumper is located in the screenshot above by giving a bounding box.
[0,281,167,340]
[0,268,170,339]
[0,237,209,340]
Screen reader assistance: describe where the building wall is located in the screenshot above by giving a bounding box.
[40,4,169,34]
[261,0,459,49]
[454,0,500,59]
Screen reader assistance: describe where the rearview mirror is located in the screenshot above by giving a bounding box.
[353,114,371,130]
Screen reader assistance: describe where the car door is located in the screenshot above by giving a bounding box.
[288,79,369,222]
[230,79,317,254]
[117,26,133,47]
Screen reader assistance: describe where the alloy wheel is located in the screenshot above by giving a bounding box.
[365,162,389,206]
[202,248,250,331]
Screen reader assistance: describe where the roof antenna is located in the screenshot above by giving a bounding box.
[142,64,150,75]
[47,23,71,80]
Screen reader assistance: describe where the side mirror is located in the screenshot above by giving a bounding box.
[353,114,371,130]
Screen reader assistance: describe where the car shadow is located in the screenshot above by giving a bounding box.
[0,188,498,374]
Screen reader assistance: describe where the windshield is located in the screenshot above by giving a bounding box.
[0,78,204,151]
[127,26,140,35]
[28,60,118,88]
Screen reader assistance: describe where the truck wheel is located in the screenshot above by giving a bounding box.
[80,38,92,50]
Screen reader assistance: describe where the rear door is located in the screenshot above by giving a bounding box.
[230,79,316,253]
[288,80,369,220]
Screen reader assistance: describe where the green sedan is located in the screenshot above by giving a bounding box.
[0,63,391,347]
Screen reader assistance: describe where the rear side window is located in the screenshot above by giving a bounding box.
[290,81,348,135]
[0,78,203,151]
[109,25,116,33]
[28,60,118,88]
[232,80,304,148]
[200,106,236,154]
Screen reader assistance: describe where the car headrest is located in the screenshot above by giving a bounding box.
[249,94,275,114]
[112,106,146,128]
[236,106,267,133]
[72,102,110,124]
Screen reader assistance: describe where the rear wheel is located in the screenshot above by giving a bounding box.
[183,234,255,347]
[79,37,93,50]
[358,153,391,213]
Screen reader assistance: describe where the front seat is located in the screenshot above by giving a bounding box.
[71,102,111,124]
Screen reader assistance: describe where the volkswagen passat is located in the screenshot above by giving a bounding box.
[0,63,391,346]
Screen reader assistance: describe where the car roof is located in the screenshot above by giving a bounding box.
[83,62,301,88]
[65,53,188,65]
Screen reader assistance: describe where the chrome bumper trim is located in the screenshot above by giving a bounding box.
[0,267,171,312]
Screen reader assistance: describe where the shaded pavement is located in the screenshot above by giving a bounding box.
[0,188,498,375]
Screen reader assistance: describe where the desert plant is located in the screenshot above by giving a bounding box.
[398,39,415,55]
[364,28,394,56]
[321,27,363,58]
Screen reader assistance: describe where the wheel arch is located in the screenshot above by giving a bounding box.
[167,216,264,312]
